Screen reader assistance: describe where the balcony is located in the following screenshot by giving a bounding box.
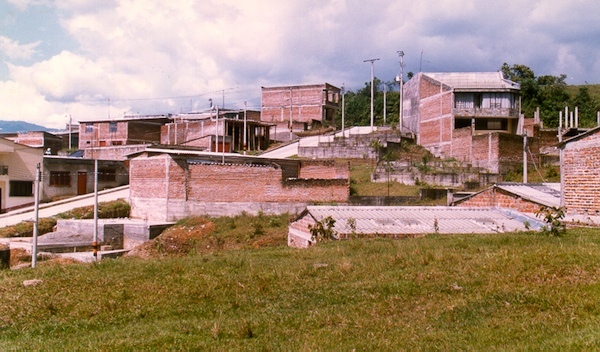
[454,107,519,118]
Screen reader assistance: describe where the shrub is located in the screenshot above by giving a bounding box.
[535,206,566,236]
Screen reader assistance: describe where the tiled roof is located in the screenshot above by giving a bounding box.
[423,72,520,91]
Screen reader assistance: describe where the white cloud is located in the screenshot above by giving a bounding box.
[0,36,41,60]
[1,0,600,129]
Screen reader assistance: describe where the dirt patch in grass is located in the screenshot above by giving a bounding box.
[127,214,289,259]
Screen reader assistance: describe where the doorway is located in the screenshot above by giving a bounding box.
[77,172,87,195]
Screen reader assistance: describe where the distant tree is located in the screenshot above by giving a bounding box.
[338,77,400,129]
[500,63,570,127]
[571,86,600,127]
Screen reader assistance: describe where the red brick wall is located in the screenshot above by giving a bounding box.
[130,154,349,215]
[456,187,543,213]
[298,160,349,179]
[261,84,339,125]
[417,76,453,156]
[451,127,472,163]
[161,120,216,148]
[563,131,600,215]
[130,154,169,198]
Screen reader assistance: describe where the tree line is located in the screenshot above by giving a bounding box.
[338,63,600,129]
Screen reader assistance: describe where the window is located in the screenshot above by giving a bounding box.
[455,93,474,109]
[49,171,71,187]
[481,93,515,109]
[454,119,471,129]
[475,119,508,131]
[85,123,94,133]
[9,181,33,197]
[109,121,118,132]
[99,168,116,182]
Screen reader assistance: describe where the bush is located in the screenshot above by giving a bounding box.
[535,206,566,236]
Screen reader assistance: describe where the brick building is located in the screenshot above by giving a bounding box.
[161,109,271,152]
[403,72,524,173]
[1,131,64,155]
[79,115,172,151]
[261,83,341,140]
[128,149,349,221]
[451,182,560,214]
[560,126,600,215]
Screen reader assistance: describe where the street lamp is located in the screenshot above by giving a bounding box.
[364,58,380,131]
[397,51,404,131]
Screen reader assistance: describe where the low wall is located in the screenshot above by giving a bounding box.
[130,198,311,221]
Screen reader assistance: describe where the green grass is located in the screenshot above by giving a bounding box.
[2,226,600,349]
[349,158,422,197]
[0,199,131,238]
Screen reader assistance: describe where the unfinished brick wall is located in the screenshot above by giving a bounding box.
[417,76,453,156]
[563,131,600,215]
[83,145,148,160]
[298,160,349,179]
[451,127,472,163]
[129,153,349,220]
[161,120,216,149]
[261,84,340,128]
[455,187,543,213]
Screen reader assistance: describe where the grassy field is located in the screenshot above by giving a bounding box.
[1,217,600,350]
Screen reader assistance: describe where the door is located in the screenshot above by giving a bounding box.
[77,172,87,195]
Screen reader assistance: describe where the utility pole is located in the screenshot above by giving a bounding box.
[243,101,247,155]
[93,159,98,261]
[397,51,404,131]
[383,84,387,126]
[289,87,293,141]
[364,58,380,132]
[523,133,528,184]
[32,163,40,268]
[341,83,345,138]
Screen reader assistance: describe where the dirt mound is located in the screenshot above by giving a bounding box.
[127,218,217,258]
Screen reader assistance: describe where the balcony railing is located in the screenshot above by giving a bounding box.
[453,107,519,117]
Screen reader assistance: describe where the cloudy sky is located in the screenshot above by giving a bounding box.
[1,0,599,129]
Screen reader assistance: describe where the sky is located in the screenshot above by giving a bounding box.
[1,0,599,129]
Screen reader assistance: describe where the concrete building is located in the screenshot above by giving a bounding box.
[0,138,44,213]
[41,156,128,202]
[261,83,341,140]
[403,72,524,173]
[128,148,349,221]
[559,126,600,216]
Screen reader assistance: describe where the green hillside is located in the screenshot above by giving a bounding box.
[566,84,600,101]
[1,216,599,350]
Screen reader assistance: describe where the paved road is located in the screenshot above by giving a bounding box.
[0,185,130,228]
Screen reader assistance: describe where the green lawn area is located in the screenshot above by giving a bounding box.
[1,224,600,350]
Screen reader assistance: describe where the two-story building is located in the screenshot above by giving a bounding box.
[403,72,523,173]
[261,83,341,141]
[161,109,271,152]
[0,138,43,213]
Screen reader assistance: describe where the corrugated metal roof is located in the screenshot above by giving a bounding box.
[495,183,561,208]
[423,72,520,91]
[304,206,542,236]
